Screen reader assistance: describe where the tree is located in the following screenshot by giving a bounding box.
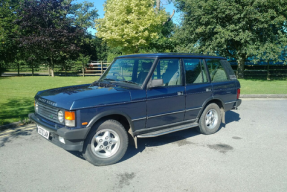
[95,0,167,53]
[174,0,287,78]
[70,1,98,29]
[0,0,20,76]
[15,0,85,77]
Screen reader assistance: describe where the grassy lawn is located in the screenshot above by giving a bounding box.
[238,79,287,94]
[0,76,286,125]
[0,76,99,125]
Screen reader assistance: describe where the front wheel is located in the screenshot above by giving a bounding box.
[197,103,222,135]
[83,120,128,166]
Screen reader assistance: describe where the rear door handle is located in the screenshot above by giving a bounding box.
[206,88,212,92]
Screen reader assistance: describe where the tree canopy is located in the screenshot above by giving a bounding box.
[174,0,287,78]
[95,0,168,53]
[0,0,20,73]
[15,0,85,76]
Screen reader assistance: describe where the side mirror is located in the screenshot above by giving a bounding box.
[148,79,163,88]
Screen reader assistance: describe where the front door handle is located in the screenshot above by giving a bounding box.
[177,91,183,95]
[206,88,212,92]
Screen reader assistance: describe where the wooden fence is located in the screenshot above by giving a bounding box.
[3,61,111,76]
[2,61,287,79]
[85,61,111,75]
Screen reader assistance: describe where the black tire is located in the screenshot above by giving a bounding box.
[82,119,128,166]
[197,103,222,135]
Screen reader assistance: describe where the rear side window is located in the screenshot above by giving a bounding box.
[183,59,208,84]
[220,60,236,80]
[205,59,229,82]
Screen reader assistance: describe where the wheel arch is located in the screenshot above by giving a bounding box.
[87,110,134,133]
[197,97,225,124]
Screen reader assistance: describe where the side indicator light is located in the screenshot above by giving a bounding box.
[82,122,88,125]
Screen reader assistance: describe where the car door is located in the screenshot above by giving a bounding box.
[183,58,213,121]
[146,58,185,128]
[205,59,237,109]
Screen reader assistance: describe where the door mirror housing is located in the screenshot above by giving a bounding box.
[148,79,163,88]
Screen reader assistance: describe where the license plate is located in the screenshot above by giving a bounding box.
[37,125,49,139]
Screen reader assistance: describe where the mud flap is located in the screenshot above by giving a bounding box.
[221,108,225,124]
[128,128,138,149]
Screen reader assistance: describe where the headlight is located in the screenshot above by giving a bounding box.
[58,110,64,123]
[35,102,38,113]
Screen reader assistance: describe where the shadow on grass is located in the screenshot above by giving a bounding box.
[0,98,34,126]
[0,124,35,148]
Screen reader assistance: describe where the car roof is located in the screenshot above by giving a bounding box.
[116,53,226,60]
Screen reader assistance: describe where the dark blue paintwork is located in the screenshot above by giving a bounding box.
[35,84,132,110]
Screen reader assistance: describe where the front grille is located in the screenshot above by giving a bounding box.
[37,102,63,124]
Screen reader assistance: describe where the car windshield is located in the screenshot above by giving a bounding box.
[99,58,155,86]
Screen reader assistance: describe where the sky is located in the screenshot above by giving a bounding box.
[75,0,181,35]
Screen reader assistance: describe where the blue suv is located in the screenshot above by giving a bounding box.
[29,53,241,166]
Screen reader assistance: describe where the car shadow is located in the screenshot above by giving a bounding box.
[121,110,241,163]
[221,110,241,129]
[68,110,241,164]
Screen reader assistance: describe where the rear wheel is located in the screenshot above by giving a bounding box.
[197,103,222,135]
[83,119,128,166]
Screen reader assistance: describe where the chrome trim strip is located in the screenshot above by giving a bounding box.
[134,118,197,134]
[225,101,236,104]
[137,123,199,138]
[185,107,202,112]
[148,110,185,119]
[146,94,185,102]
[131,117,146,122]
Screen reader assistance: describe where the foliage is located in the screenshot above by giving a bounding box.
[15,0,85,77]
[174,0,287,78]
[96,0,167,53]
[149,16,176,52]
[77,53,91,77]
[70,1,98,29]
[0,0,21,75]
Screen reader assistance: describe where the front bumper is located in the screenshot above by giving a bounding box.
[29,113,90,152]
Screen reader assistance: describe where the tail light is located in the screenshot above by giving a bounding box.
[237,88,240,99]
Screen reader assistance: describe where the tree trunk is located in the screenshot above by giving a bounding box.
[17,63,20,76]
[237,57,245,79]
[48,65,51,76]
[267,60,270,81]
[0,62,2,77]
[50,57,54,77]
[64,65,67,76]
[156,0,160,13]
[82,64,85,77]
[31,64,34,76]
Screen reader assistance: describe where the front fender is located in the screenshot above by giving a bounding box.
[85,110,134,137]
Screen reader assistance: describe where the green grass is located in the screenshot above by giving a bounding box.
[0,76,286,125]
[238,79,287,94]
[0,76,99,125]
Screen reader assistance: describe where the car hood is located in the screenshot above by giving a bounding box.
[35,84,131,110]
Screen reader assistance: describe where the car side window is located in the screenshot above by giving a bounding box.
[152,59,182,86]
[205,59,229,82]
[183,59,208,84]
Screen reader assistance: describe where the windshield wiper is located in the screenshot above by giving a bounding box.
[122,80,138,85]
[101,78,117,82]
